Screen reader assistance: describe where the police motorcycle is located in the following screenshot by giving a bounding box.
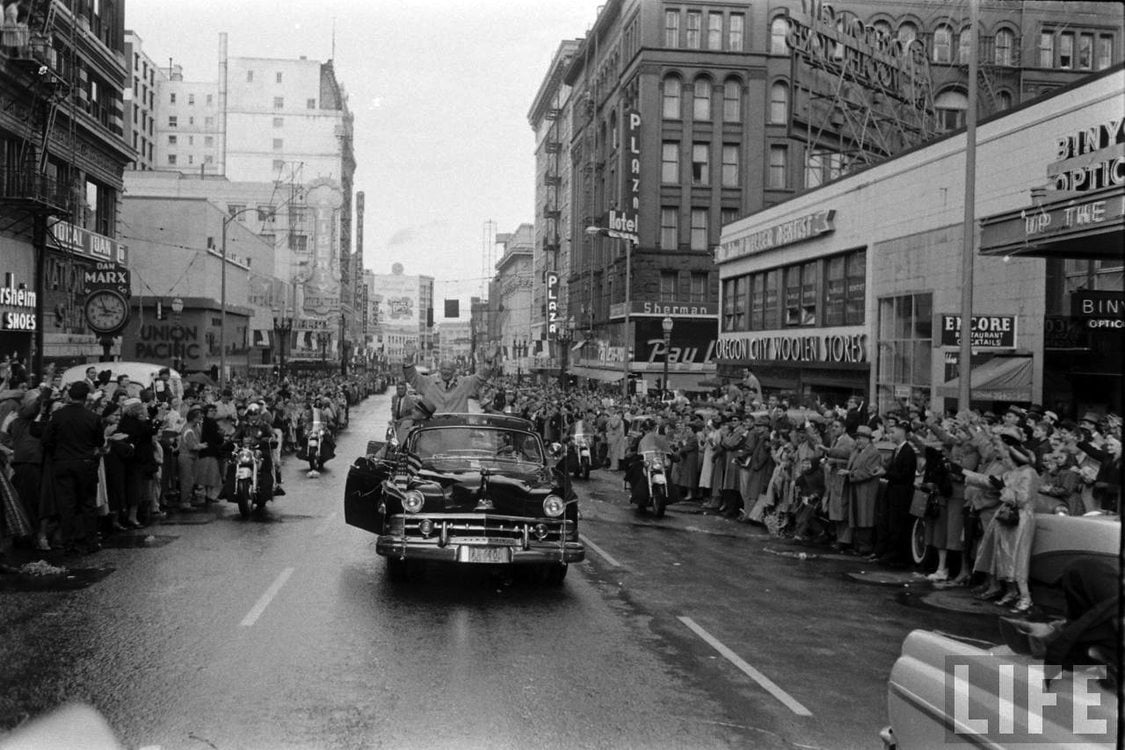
[570,432,593,480]
[230,436,273,519]
[638,450,672,517]
[299,399,337,477]
[623,422,674,518]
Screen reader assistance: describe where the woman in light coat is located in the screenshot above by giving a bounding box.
[605,411,626,471]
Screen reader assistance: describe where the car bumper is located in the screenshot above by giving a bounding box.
[376,537,585,564]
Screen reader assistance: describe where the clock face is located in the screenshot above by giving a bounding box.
[84,290,129,334]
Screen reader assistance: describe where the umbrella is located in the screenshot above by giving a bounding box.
[187,373,216,387]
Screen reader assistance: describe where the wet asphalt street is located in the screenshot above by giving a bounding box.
[0,392,1001,750]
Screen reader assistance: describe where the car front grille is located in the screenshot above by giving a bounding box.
[386,514,577,545]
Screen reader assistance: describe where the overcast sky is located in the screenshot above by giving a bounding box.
[126,0,597,317]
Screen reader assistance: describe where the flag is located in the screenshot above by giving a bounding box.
[391,449,423,491]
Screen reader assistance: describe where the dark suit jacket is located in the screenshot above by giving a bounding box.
[43,403,104,462]
[884,441,918,488]
[390,394,417,422]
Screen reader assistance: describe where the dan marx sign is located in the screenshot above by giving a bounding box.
[940,315,1017,349]
[718,209,835,262]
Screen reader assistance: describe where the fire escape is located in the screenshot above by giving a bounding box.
[0,0,72,234]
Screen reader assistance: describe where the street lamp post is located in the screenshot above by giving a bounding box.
[661,316,673,401]
[317,332,330,366]
[170,297,184,372]
[273,314,293,381]
[220,206,261,388]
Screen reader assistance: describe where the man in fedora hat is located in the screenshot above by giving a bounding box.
[876,419,918,568]
[840,424,884,556]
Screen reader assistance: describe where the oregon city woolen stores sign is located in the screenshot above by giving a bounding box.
[717,329,867,364]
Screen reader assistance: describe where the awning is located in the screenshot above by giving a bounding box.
[570,365,624,383]
[937,356,1033,402]
[664,373,711,391]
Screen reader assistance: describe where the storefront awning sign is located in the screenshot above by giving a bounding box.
[980,186,1124,259]
[717,209,835,263]
[939,314,1017,349]
[48,219,128,264]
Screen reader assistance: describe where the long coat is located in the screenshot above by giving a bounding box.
[672,429,700,491]
[699,427,719,489]
[824,433,855,521]
[720,427,747,492]
[846,442,884,528]
[973,464,1039,582]
[606,414,626,466]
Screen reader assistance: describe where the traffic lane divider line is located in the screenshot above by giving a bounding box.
[239,567,295,627]
[580,533,622,567]
[314,512,337,536]
[677,615,813,717]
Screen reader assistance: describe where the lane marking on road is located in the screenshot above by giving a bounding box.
[677,616,813,717]
[314,512,338,536]
[580,534,621,567]
[240,567,294,627]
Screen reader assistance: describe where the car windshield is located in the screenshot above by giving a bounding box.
[410,426,544,468]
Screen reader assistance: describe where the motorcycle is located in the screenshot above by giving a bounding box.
[638,450,671,518]
[304,426,331,476]
[571,433,592,480]
[232,438,269,519]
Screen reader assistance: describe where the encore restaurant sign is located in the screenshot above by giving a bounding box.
[939,314,1017,349]
[717,210,835,263]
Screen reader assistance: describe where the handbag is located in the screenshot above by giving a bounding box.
[909,487,931,518]
[994,502,1020,526]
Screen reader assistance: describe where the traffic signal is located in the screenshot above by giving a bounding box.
[155,300,165,320]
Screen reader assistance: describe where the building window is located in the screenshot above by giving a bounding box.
[167,154,176,165]
[872,19,892,39]
[784,266,802,326]
[168,115,177,127]
[664,10,679,47]
[720,207,738,228]
[824,256,846,326]
[307,98,316,109]
[276,71,283,83]
[899,22,917,45]
[707,12,722,49]
[686,11,702,48]
[1038,31,1055,67]
[845,250,866,325]
[877,292,932,413]
[661,141,679,183]
[204,116,213,128]
[169,92,176,104]
[659,207,678,249]
[722,277,747,332]
[768,145,787,188]
[273,97,284,109]
[693,78,711,121]
[246,70,254,82]
[958,27,972,64]
[206,94,213,105]
[933,25,952,63]
[662,76,681,119]
[660,271,678,302]
[997,91,1013,110]
[690,208,709,250]
[288,234,308,252]
[188,93,195,106]
[1078,33,1093,69]
[187,154,194,165]
[722,79,740,122]
[273,117,284,128]
[1097,34,1113,69]
[768,81,788,123]
[805,150,824,189]
[728,13,744,50]
[721,144,739,187]
[272,159,285,172]
[1059,32,1074,68]
[204,135,213,147]
[205,155,213,164]
[935,90,968,131]
[690,272,707,304]
[770,16,789,55]
[273,138,283,150]
[994,29,1014,66]
[168,134,177,145]
[691,143,709,185]
[257,205,273,222]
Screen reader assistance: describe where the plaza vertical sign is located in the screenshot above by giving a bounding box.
[545,271,560,336]
[607,109,641,244]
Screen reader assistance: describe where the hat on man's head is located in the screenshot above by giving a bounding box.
[1080,411,1100,425]
[1043,410,1059,423]
[754,415,770,426]
[855,425,873,439]
[413,397,436,420]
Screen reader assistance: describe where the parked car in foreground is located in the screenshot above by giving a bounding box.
[343,413,584,584]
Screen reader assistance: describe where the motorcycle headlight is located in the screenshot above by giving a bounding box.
[542,494,565,518]
[402,489,425,514]
[1053,504,1070,516]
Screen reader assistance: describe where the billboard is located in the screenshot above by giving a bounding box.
[372,273,419,329]
[293,178,343,320]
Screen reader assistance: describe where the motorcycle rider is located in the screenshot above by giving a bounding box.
[223,403,276,500]
[301,396,337,477]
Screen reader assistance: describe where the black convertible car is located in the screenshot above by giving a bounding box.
[344,413,584,584]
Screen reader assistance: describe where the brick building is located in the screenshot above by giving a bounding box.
[532,0,1123,391]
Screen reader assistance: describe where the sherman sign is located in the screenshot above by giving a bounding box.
[718,210,835,262]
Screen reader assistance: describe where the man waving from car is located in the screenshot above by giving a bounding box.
[401,343,498,414]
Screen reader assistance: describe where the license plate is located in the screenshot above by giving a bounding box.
[237,468,252,479]
[458,546,511,564]
[580,449,590,458]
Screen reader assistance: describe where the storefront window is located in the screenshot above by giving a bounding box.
[785,267,802,326]
[801,262,818,325]
[824,256,846,326]
[764,269,780,328]
[750,273,765,330]
[845,249,866,325]
[877,292,932,413]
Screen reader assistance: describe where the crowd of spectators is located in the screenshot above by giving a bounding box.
[0,360,384,567]
[472,372,1121,615]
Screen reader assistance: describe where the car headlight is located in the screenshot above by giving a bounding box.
[402,489,425,514]
[542,494,565,518]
